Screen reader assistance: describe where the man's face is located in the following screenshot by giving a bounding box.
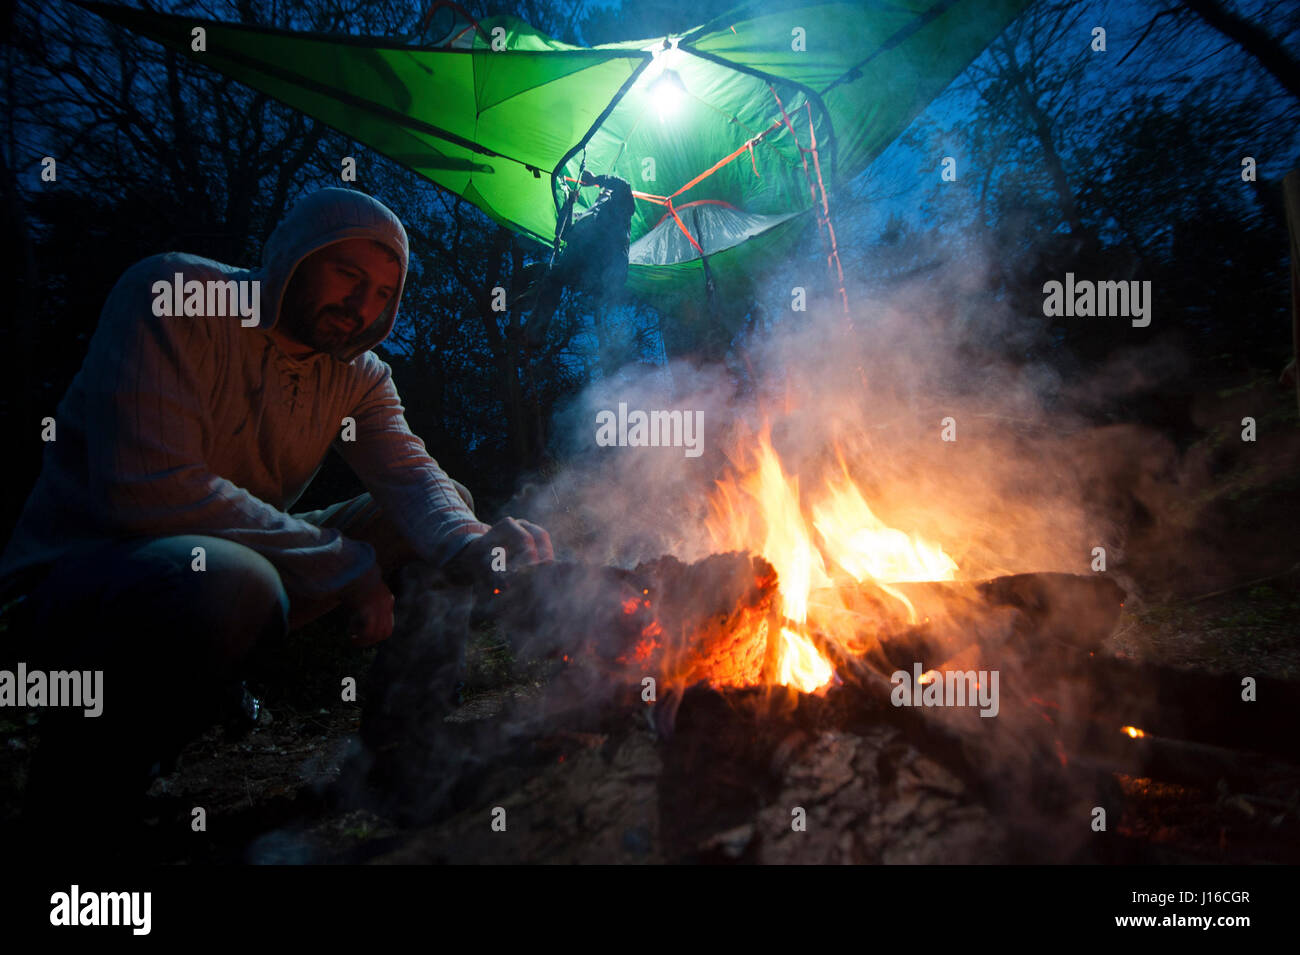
[278,238,401,359]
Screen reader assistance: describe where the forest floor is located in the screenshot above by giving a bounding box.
[1,373,1298,864]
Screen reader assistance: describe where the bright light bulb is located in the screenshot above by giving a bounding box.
[649,68,687,122]
[643,38,687,123]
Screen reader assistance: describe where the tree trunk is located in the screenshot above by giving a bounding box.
[1002,42,1086,240]
[1284,170,1300,416]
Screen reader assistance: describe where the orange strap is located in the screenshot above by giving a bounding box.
[651,198,739,230]
[561,117,779,257]
[769,85,819,220]
[806,101,830,222]
[766,88,849,319]
[663,198,705,254]
[666,119,780,200]
[562,179,704,254]
[567,97,850,318]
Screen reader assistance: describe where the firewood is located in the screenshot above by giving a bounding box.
[814,572,1124,676]
[477,552,780,690]
[479,560,653,664]
[630,552,779,688]
[977,572,1126,651]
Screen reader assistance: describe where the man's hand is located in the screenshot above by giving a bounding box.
[339,564,394,647]
[446,517,554,585]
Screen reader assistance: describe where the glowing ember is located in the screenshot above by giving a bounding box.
[1122,725,1145,739]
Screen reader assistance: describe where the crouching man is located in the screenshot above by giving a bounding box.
[0,187,550,853]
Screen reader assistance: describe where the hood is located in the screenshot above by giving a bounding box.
[259,187,409,363]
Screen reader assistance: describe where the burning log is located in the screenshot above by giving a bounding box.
[473,551,786,698]
[653,681,1014,862]
[484,557,1294,791]
[977,572,1126,651]
[816,567,1299,793]
[810,572,1125,679]
[630,552,779,687]
[475,559,654,666]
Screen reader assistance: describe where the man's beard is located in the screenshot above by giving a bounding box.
[306,305,364,353]
[280,289,369,358]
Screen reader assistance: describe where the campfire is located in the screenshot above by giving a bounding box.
[366,374,1300,864]
[698,427,958,693]
[581,423,974,699]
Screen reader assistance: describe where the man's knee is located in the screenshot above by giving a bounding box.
[116,535,288,668]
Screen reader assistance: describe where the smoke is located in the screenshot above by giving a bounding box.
[362,245,1222,850]
[516,263,1168,588]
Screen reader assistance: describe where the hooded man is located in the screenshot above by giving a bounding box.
[0,188,551,849]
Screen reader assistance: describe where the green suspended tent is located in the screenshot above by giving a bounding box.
[75,0,1028,308]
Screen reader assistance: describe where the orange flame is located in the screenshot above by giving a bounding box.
[776,627,833,690]
[813,465,958,622]
[705,428,958,693]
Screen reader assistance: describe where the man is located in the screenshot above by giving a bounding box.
[0,187,551,846]
[517,169,634,347]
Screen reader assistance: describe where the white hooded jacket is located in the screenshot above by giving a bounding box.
[0,188,489,601]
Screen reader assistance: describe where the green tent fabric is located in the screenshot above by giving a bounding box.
[74,0,1028,306]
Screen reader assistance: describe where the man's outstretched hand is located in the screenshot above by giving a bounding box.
[339,563,395,647]
[333,518,552,645]
[446,517,554,585]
